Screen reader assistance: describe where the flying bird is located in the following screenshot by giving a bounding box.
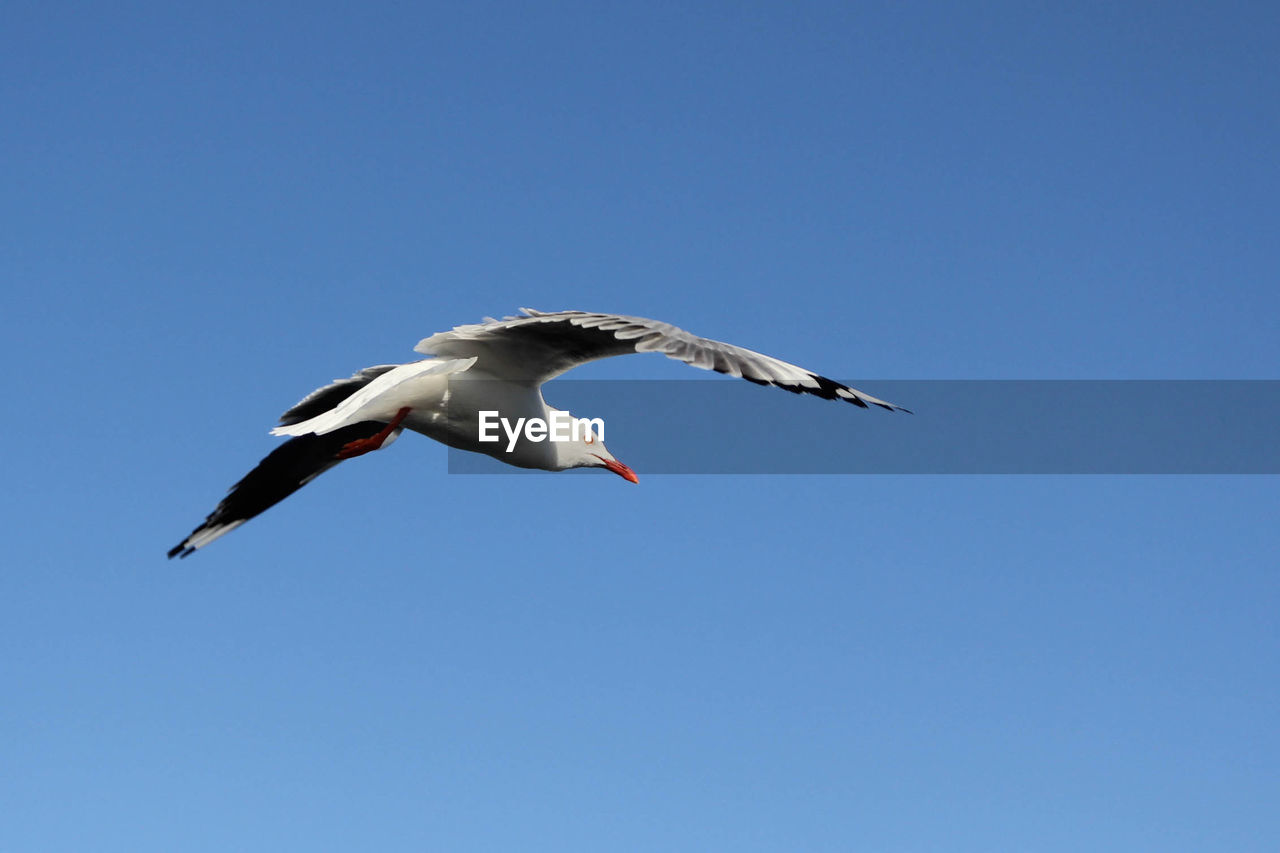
[168,309,908,557]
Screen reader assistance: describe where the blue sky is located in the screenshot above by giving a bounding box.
[3,2,1278,850]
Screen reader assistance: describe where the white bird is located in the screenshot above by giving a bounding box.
[169,309,908,557]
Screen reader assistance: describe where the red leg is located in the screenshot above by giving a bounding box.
[336,407,412,460]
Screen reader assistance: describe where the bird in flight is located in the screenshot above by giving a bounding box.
[169,309,908,558]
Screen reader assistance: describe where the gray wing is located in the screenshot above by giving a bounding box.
[415,309,909,412]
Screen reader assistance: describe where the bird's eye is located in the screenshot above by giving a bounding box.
[585,434,595,444]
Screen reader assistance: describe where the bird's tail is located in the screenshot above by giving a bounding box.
[167,421,391,559]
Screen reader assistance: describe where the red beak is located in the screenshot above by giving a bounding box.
[594,454,639,484]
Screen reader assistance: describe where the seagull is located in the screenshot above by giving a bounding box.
[168,309,908,558]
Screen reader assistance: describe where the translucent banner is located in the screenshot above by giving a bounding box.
[446,380,1280,474]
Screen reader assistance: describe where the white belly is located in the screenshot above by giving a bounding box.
[403,375,556,469]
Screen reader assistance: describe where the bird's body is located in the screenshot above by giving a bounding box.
[275,360,572,470]
[169,309,907,558]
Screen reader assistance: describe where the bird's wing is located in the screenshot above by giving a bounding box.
[272,357,477,437]
[167,422,395,559]
[172,365,417,558]
[170,361,474,559]
[414,309,908,411]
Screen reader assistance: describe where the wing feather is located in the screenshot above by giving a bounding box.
[414,309,909,412]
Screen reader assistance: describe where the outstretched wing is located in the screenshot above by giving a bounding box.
[167,422,390,559]
[168,365,409,559]
[415,309,909,412]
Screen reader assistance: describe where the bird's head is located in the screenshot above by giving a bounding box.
[585,445,640,483]
[551,412,638,483]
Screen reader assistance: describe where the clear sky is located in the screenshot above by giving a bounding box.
[3,2,1278,851]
